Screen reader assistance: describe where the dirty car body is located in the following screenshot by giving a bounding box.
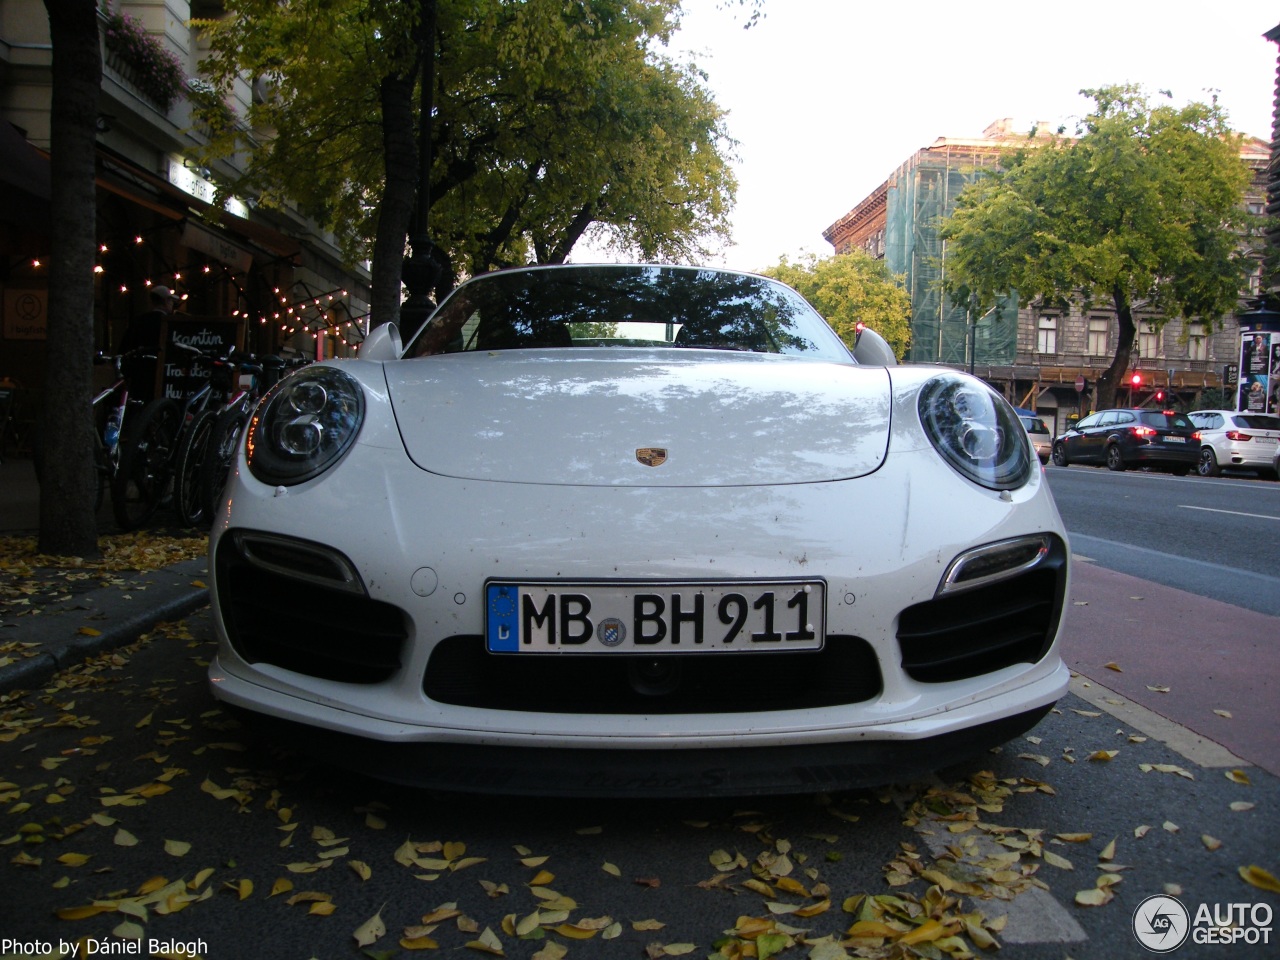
[207,264,1070,796]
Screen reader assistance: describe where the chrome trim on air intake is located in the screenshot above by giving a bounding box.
[937,535,1051,597]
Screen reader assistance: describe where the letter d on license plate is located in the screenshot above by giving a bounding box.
[486,580,825,654]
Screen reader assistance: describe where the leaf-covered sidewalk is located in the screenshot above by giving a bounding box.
[0,533,209,692]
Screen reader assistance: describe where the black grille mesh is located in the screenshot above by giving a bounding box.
[423,635,882,713]
[897,538,1067,683]
[216,535,407,684]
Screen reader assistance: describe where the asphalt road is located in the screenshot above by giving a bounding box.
[1043,465,1280,616]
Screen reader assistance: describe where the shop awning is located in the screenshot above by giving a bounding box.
[0,122,51,226]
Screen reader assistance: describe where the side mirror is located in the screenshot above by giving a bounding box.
[360,322,402,362]
[852,326,897,366]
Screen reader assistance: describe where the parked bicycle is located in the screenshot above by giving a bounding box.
[195,354,300,526]
[111,342,240,530]
[175,349,272,527]
[89,351,148,513]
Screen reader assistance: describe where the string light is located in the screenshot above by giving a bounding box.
[85,222,369,353]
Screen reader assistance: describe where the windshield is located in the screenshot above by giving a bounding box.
[1139,411,1194,430]
[402,264,854,362]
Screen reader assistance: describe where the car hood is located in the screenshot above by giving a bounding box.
[384,350,892,486]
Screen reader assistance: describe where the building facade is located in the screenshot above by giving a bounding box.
[823,119,1270,434]
[0,0,371,437]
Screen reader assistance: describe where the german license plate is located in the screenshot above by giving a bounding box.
[485,580,825,654]
[1164,436,1185,443]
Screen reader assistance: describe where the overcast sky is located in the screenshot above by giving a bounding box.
[577,0,1279,272]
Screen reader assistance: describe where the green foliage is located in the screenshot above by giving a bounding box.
[939,85,1259,405]
[762,251,911,359]
[568,321,621,340]
[191,0,736,277]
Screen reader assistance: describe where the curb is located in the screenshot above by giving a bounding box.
[0,560,211,696]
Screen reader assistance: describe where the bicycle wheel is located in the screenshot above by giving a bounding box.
[199,403,250,522]
[111,399,180,531]
[175,409,217,527]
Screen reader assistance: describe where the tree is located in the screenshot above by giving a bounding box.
[37,0,102,557]
[939,85,1259,410]
[192,0,737,326]
[763,251,911,359]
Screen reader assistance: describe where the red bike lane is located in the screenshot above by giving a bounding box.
[1058,559,1280,776]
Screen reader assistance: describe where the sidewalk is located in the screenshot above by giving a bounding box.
[0,456,210,694]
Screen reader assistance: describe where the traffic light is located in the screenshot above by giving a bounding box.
[1154,389,1165,402]
[1130,372,1143,388]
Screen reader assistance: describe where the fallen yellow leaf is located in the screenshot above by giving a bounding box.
[554,923,600,939]
[354,907,387,947]
[56,904,116,920]
[465,927,505,955]
[1239,865,1280,894]
[400,935,440,950]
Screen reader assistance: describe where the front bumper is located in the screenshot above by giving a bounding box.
[209,690,1063,797]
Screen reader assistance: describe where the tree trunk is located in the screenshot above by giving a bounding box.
[369,71,418,329]
[1096,283,1137,411]
[38,0,102,558]
[542,202,596,265]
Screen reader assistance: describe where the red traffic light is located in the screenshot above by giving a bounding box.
[1130,373,1143,387]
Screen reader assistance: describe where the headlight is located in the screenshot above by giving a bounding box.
[918,375,1032,490]
[247,366,364,485]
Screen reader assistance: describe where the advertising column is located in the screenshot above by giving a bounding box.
[1235,299,1280,414]
[1237,331,1280,414]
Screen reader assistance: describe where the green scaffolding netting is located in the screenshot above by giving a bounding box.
[883,145,1019,367]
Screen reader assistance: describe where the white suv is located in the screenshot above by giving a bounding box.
[1187,409,1280,479]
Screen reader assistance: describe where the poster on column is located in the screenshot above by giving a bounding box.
[1238,332,1275,413]
[1270,334,1280,414]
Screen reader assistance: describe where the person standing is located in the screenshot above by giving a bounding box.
[120,285,180,402]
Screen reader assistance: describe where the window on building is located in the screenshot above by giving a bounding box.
[1188,321,1207,361]
[1138,320,1160,360]
[1248,262,1263,296]
[1088,317,1109,356]
[1037,315,1057,354]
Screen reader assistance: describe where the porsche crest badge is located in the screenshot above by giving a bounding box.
[635,447,668,467]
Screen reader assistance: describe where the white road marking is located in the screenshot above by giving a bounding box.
[910,775,1088,945]
[1068,675,1249,769]
[1179,504,1280,522]
[897,678,1255,946]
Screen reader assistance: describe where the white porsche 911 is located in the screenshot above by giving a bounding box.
[207,264,1070,796]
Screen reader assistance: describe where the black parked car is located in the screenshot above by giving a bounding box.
[1051,408,1199,475]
